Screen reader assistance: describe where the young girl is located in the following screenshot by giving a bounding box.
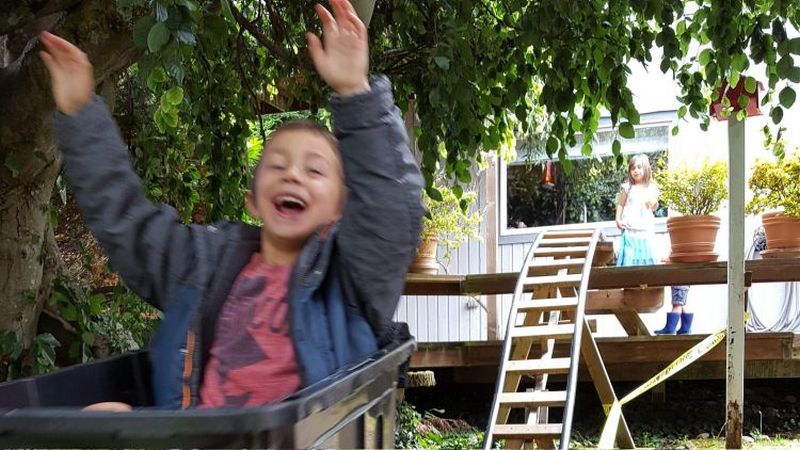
[615,154,659,266]
[615,155,693,334]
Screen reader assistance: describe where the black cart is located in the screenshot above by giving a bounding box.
[0,339,414,448]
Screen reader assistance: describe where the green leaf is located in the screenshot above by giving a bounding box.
[165,86,184,105]
[731,54,747,72]
[776,56,792,78]
[155,2,169,22]
[205,15,229,40]
[433,56,450,70]
[619,121,635,139]
[737,94,750,110]
[154,108,166,132]
[789,37,800,55]
[148,22,170,53]
[671,126,679,136]
[176,0,198,12]
[428,89,440,107]
[89,295,104,315]
[698,49,712,65]
[626,108,640,125]
[612,139,621,156]
[546,136,558,155]
[81,331,95,346]
[425,186,443,202]
[167,63,185,84]
[164,108,179,128]
[62,304,78,321]
[146,66,168,90]
[133,16,155,49]
[779,86,796,108]
[220,0,235,24]
[771,106,784,124]
[678,105,687,118]
[727,71,740,88]
[789,67,800,83]
[174,29,196,46]
[744,76,757,94]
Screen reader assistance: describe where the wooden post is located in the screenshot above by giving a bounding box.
[725,114,746,449]
[486,157,499,339]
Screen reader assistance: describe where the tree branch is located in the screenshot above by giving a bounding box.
[227,1,307,69]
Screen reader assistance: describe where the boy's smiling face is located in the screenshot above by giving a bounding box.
[247,128,344,253]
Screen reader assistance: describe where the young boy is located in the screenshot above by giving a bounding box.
[40,0,424,409]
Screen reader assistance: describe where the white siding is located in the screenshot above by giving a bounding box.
[395,172,489,342]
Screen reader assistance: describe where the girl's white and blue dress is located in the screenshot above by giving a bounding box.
[617,182,658,267]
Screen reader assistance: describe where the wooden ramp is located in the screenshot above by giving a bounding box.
[483,229,634,450]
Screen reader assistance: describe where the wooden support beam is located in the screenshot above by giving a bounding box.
[451,360,800,384]
[410,332,797,369]
[486,157,499,340]
[404,258,800,296]
[585,288,664,314]
[614,310,652,336]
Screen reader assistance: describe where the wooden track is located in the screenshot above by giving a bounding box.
[483,229,634,450]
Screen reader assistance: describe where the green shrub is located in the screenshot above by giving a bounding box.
[421,183,483,264]
[746,152,800,218]
[655,160,728,216]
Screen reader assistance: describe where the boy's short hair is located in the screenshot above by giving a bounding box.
[250,120,340,195]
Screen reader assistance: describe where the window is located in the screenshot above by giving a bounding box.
[500,120,672,235]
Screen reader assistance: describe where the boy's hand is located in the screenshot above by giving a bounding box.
[39,31,94,116]
[307,0,370,97]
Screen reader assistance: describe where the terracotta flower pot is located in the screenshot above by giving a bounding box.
[761,211,800,258]
[667,215,721,263]
[408,239,439,274]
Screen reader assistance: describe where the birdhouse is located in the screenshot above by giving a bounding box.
[709,78,763,121]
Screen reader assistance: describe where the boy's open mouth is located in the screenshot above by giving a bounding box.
[274,195,307,216]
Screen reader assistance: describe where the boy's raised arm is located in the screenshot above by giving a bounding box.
[308,0,424,345]
[42,32,204,309]
[330,78,424,345]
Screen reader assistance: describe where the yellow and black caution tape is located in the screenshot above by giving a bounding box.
[597,328,727,449]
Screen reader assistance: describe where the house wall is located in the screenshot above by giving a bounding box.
[393,169,490,342]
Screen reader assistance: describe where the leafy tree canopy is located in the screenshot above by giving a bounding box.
[6,0,800,209]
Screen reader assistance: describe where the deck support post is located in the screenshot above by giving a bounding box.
[725,114,746,449]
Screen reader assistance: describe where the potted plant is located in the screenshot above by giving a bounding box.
[654,160,728,263]
[746,151,800,257]
[408,184,483,274]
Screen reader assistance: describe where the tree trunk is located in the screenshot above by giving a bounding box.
[0,1,140,354]
[0,47,62,347]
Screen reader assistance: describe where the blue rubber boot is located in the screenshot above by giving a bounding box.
[677,312,694,335]
[655,312,680,335]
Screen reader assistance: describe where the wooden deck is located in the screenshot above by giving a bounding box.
[403,257,800,381]
[404,258,800,296]
[410,332,800,382]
